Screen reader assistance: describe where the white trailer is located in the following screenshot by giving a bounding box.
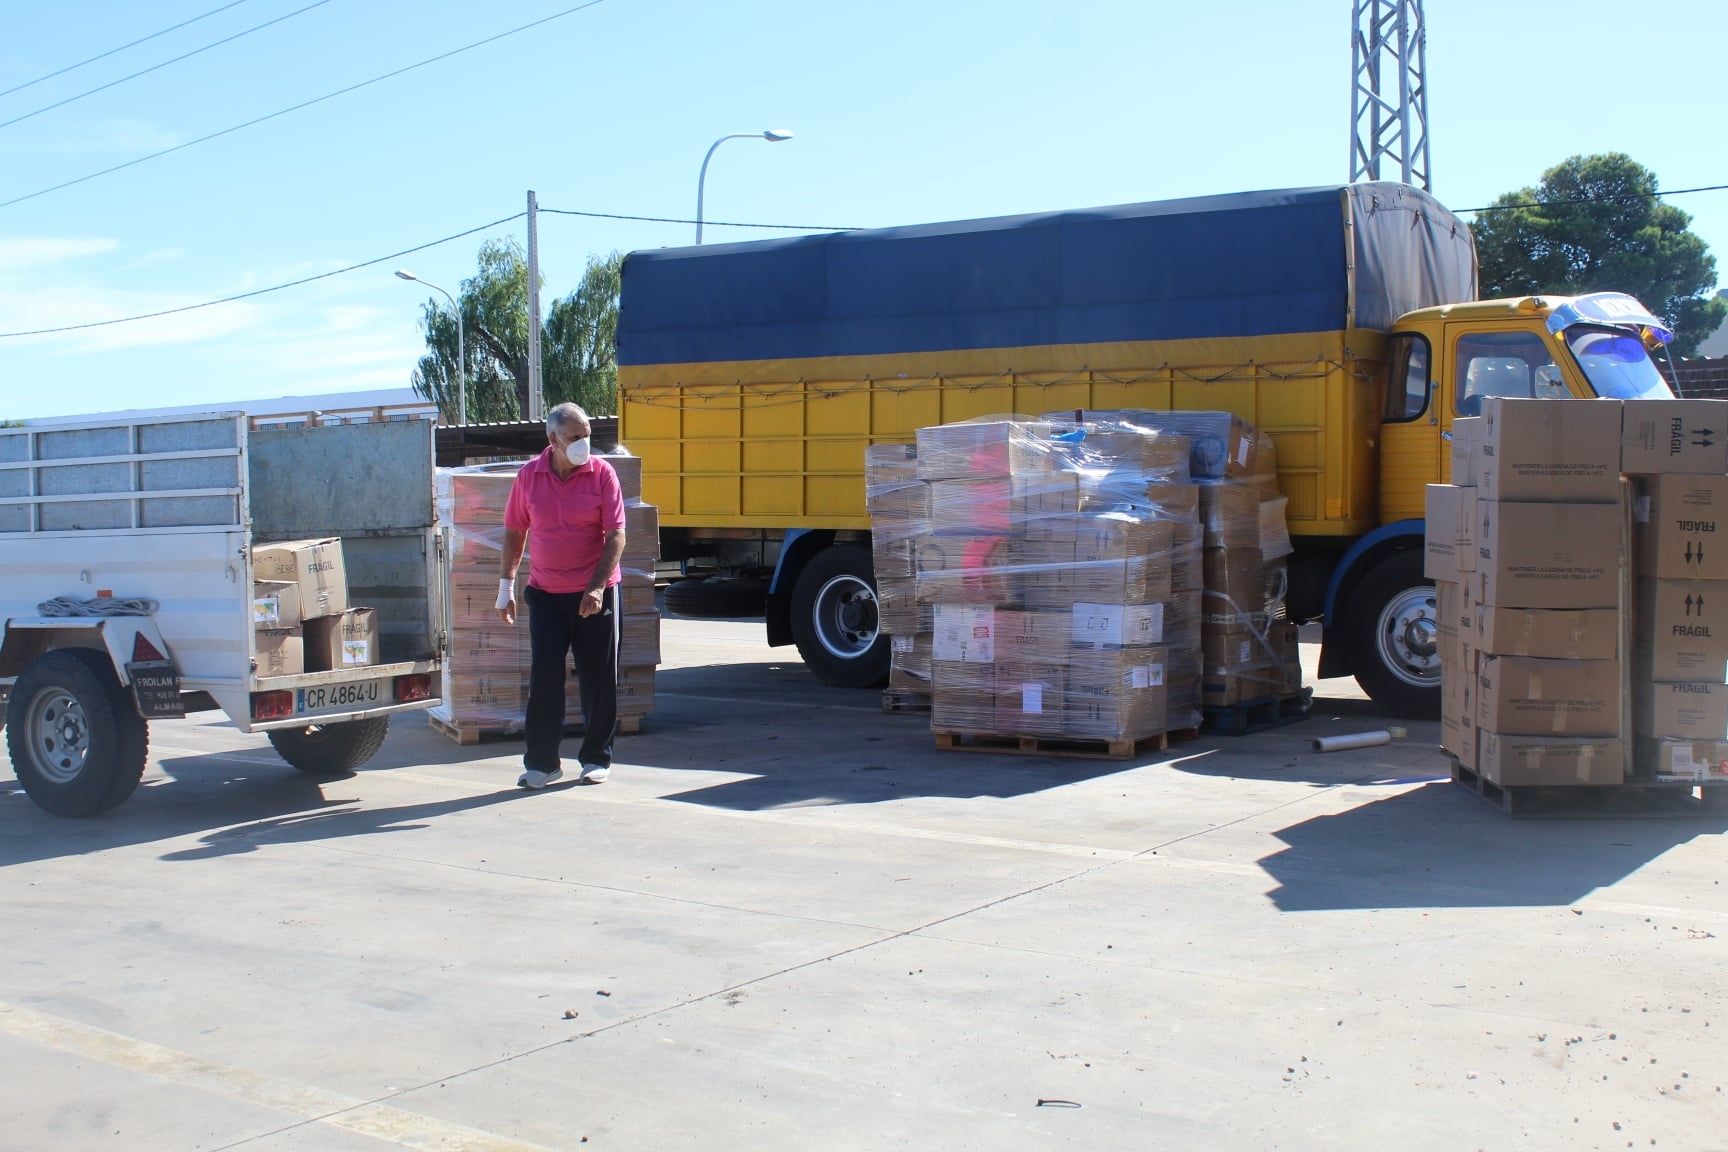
[0,412,445,816]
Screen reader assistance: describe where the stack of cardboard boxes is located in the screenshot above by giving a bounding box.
[863,415,1221,744]
[1433,396,1728,787]
[1625,402,1728,782]
[1129,412,1298,708]
[429,455,662,740]
[866,444,934,703]
[252,538,379,678]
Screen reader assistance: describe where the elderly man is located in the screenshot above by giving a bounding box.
[497,402,627,788]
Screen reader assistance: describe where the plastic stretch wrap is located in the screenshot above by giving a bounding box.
[433,456,662,733]
[871,415,1217,739]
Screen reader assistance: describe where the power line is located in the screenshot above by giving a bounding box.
[1458,182,1728,214]
[0,0,608,212]
[0,0,335,132]
[541,206,861,232]
[0,0,256,100]
[0,212,524,339]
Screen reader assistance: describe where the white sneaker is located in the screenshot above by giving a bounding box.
[517,767,564,790]
[579,764,610,784]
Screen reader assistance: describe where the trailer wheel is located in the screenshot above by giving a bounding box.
[6,650,149,818]
[267,717,390,777]
[790,544,889,688]
[1343,549,1441,719]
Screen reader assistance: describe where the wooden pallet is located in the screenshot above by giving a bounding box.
[1450,757,1728,818]
[881,689,932,714]
[1201,688,1314,737]
[934,728,1178,761]
[428,713,644,747]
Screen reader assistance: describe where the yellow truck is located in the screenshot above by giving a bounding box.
[617,182,1679,715]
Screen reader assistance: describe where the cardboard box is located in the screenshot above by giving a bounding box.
[1435,579,1469,644]
[932,604,997,664]
[1448,417,1481,486]
[1473,501,1620,609]
[601,454,643,502]
[1126,411,1269,482]
[304,609,379,673]
[1064,648,1169,739]
[870,534,917,578]
[623,504,660,557]
[1476,656,1621,737]
[1201,631,1271,674]
[1424,484,1477,578]
[1057,557,1172,608]
[252,581,304,630]
[1472,606,1618,660]
[1620,398,1728,475]
[1637,681,1728,740]
[1478,398,1622,504]
[1071,515,1175,565]
[992,610,1071,664]
[1071,602,1164,650]
[1634,474,1728,581]
[928,473,1079,535]
[1478,733,1624,786]
[1198,484,1261,548]
[621,612,661,666]
[916,420,1054,481]
[888,632,933,692]
[1441,648,1475,770]
[251,538,348,620]
[915,536,1015,605]
[931,685,996,732]
[876,575,921,635]
[1635,579,1728,681]
[1638,738,1728,782]
[255,627,304,678]
[993,661,1066,736]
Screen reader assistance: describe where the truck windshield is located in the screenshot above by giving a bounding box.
[1565,325,1675,400]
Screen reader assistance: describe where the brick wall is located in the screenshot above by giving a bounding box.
[1673,357,1728,399]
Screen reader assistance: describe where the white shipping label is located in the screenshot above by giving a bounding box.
[1671,743,1701,772]
[1238,640,1252,665]
[893,634,914,654]
[1022,683,1044,714]
[934,605,995,663]
[1071,602,1164,647]
[341,640,370,666]
[1238,438,1251,466]
[253,596,281,625]
[1129,664,1166,689]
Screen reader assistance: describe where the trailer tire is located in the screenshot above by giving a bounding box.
[6,649,149,818]
[1343,549,1441,719]
[790,544,889,689]
[267,716,390,777]
[664,577,767,619]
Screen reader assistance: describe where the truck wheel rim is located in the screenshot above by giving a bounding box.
[1377,587,1440,689]
[26,688,91,784]
[812,574,879,661]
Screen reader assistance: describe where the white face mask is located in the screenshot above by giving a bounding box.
[563,437,591,466]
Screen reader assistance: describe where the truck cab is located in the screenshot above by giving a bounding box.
[1319,291,1677,713]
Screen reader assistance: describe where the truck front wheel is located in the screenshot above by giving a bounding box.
[790,544,889,688]
[1343,550,1442,719]
[6,650,149,818]
[268,716,390,777]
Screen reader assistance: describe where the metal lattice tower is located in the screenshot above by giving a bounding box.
[1349,0,1431,189]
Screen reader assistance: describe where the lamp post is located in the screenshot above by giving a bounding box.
[695,129,794,244]
[395,269,465,425]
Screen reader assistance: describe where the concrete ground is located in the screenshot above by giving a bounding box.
[2,619,1724,1152]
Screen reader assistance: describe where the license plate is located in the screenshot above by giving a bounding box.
[127,661,184,719]
[296,679,382,714]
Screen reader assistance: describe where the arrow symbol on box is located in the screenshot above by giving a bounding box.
[1694,428,1717,447]
[1687,542,1696,564]
[1685,593,1698,616]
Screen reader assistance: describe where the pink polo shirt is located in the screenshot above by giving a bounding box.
[505,449,626,594]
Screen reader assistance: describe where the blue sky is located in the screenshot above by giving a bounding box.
[2,0,1725,420]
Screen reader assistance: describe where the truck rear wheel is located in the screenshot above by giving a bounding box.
[1344,549,1441,719]
[268,716,390,776]
[790,544,889,688]
[6,650,149,818]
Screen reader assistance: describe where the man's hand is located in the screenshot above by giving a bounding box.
[579,589,603,618]
[497,578,517,625]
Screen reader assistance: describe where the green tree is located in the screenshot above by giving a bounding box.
[1473,153,1726,357]
[410,241,624,423]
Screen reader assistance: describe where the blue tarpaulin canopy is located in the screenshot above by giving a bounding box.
[617,182,1478,367]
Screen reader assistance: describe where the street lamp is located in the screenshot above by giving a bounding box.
[395,269,466,426]
[695,129,794,244]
